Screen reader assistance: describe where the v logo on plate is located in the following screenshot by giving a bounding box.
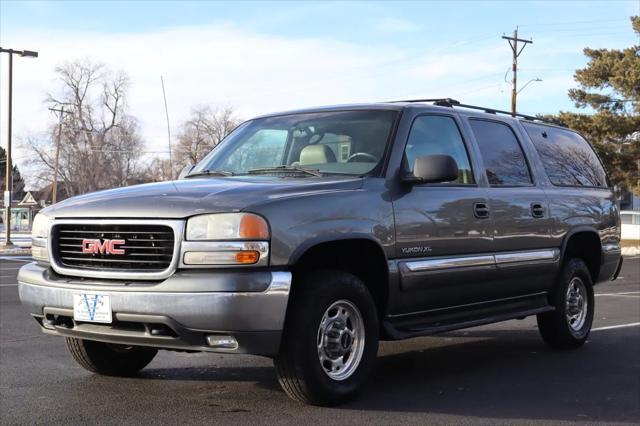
[82,294,101,321]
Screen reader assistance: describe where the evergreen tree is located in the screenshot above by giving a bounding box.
[0,146,26,202]
[552,16,639,194]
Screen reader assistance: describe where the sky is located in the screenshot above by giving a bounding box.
[0,0,638,187]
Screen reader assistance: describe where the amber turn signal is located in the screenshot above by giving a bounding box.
[239,214,270,239]
[235,250,261,264]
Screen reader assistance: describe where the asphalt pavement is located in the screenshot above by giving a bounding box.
[1,256,639,425]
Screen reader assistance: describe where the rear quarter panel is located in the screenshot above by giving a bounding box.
[545,187,620,282]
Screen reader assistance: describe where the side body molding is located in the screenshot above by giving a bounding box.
[404,248,559,273]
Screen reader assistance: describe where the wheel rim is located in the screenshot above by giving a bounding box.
[317,299,365,381]
[566,277,588,332]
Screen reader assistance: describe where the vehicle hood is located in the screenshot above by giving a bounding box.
[43,176,364,219]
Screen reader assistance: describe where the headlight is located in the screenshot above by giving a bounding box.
[182,213,270,266]
[31,213,52,262]
[186,213,269,241]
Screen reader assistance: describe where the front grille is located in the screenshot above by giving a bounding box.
[52,224,175,272]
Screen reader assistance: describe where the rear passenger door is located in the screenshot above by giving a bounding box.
[468,119,557,298]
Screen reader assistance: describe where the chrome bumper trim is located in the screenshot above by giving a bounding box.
[19,270,292,332]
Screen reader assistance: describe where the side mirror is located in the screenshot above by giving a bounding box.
[178,164,194,180]
[403,155,459,184]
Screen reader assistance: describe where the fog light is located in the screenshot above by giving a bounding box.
[31,245,49,262]
[206,335,238,350]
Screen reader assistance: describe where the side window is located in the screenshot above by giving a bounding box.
[522,122,608,188]
[469,120,532,186]
[404,115,474,184]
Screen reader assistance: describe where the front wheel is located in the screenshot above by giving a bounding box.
[537,258,595,349]
[65,338,158,376]
[274,270,379,405]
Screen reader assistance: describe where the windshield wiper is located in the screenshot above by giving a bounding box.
[186,169,235,178]
[247,165,323,177]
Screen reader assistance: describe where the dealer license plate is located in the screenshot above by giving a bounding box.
[73,293,112,323]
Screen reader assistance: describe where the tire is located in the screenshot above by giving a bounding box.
[65,337,158,376]
[537,258,595,349]
[274,270,379,405]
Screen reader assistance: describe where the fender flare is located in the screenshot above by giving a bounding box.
[288,233,389,266]
[559,225,602,264]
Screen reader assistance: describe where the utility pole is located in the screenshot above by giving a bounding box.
[0,47,38,247]
[48,106,72,204]
[502,28,532,115]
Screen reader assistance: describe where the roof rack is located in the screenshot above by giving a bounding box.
[388,98,564,126]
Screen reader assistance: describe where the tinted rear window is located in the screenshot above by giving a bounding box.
[522,122,608,188]
[469,119,532,186]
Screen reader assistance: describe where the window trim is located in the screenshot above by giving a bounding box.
[520,121,611,190]
[468,118,536,188]
[400,113,478,187]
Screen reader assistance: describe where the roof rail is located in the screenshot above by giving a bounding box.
[388,98,564,126]
[391,98,461,107]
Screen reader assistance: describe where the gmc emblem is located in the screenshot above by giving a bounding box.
[82,239,125,255]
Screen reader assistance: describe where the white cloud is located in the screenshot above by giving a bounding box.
[0,23,596,185]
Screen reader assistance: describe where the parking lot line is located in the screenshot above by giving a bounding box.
[0,256,31,263]
[0,283,18,287]
[596,292,640,297]
[592,322,640,332]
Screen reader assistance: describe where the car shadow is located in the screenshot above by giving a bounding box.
[139,365,282,391]
[132,328,638,423]
[341,328,639,423]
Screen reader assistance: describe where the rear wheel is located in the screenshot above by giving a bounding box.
[65,337,158,376]
[537,258,594,349]
[274,270,379,405]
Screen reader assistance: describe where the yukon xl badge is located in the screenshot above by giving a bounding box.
[401,246,432,255]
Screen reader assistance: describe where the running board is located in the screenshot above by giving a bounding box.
[383,296,553,340]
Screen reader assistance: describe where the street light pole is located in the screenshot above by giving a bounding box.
[3,52,14,246]
[517,78,543,95]
[0,47,38,247]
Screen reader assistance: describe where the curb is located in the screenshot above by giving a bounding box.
[0,248,32,256]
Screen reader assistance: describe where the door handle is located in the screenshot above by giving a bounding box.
[473,202,490,219]
[531,203,545,218]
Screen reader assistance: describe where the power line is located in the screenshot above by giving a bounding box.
[517,18,629,28]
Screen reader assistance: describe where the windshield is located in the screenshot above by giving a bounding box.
[189,110,397,177]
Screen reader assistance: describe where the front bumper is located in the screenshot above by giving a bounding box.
[18,262,292,356]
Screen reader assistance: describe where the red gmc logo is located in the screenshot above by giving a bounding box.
[82,239,125,255]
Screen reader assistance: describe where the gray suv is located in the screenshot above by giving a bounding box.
[18,99,623,405]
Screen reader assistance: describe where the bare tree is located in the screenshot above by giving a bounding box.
[26,59,146,197]
[174,106,241,166]
[141,157,176,183]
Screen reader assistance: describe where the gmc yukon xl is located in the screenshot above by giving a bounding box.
[18,99,623,405]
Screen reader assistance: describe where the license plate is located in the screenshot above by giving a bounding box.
[73,293,112,323]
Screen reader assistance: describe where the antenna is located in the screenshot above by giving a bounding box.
[160,75,173,179]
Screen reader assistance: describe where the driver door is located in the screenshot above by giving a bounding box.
[392,114,493,314]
